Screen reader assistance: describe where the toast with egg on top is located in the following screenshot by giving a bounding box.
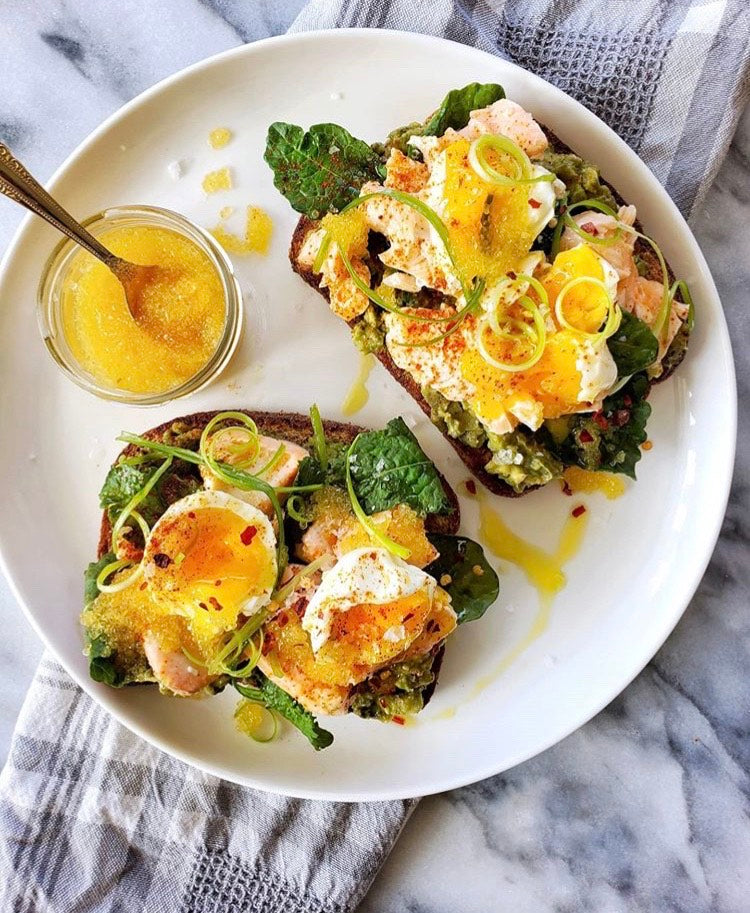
[267,85,692,498]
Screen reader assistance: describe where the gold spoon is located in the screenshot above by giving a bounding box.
[0,143,158,320]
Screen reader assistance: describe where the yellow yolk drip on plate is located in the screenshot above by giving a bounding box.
[144,506,276,627]
[341,353,375,416]
[211,206,273,255]
[470,493,589,696]
[441,139,536,285]
[61,225,226,395]
[563,466,626,499]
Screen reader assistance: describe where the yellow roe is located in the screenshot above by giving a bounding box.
[62,224,226,394]
[211,206,273,255]
[202,167,233,193]
[209,127,233,150]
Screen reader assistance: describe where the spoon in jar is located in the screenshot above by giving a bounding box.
[0,143,157,320]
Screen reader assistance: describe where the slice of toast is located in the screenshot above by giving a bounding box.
[288,127,687,498]
[98,408,460,560]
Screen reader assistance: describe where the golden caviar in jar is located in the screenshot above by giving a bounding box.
[39,206,242,404]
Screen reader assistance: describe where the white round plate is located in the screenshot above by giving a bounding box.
[0,30,736,801]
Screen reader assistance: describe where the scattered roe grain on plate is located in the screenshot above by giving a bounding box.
[209,127,233,149]
[202,167,233,194]
[61,225,225,395]
[211,205,273,255]
[562,466,625,500]
[219,206,234,220]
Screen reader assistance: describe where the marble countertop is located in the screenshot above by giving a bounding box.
[1,3,748,911]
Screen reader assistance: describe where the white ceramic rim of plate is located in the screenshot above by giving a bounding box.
[0,28,737,800]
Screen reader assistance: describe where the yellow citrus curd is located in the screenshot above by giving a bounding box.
[62,224,226,395]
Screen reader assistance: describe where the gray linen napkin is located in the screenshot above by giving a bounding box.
[1,3,749,912]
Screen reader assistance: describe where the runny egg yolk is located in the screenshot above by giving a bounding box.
[460,245,615,424]
[441,139,536,284]
[462,330,585,423]
[542,245,611,333]
[309,591,433,687]
[144,506,276,627]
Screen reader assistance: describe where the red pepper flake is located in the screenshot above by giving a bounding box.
[139,581,148,591]
[208,596,223,612]
[187,512,196,520]
[507,270,517,280]
[262,632,276,655]
[152,552,171,569]
[561,479,573,496]
[392,716,405,726]
[623,395,632,407]
[572,504,586,518]
[277,612,289,628]
[240,525,257,546]
[528,198,541,209]
[199,602,208,611]
[402,612,415,622]
[579,429,594,444]
[465,479,477,496]
[581,221,598,235]
[594,412,610,431]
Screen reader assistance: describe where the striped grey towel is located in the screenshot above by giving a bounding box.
[1,3,749,913]
[291,0,750,219]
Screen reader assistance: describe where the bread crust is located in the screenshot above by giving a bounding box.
[98,408,460,559]
[288,127,688,498]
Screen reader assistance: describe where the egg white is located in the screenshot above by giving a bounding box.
[302,547,436,653]
[143,489,277,617]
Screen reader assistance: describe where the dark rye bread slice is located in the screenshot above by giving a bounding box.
[98,408,460,560]
[288,127,687,498]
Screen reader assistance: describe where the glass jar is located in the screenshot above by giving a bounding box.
[37,205,243,405]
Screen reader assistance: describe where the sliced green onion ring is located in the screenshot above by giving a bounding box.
[476,296,547,372]
[310,403,328,470]
[562,198,623,249]
[670,279,694,332]
[312,231,332,273]
[286,494,308,525]
[345,436,411,560]
[554,276,622,342]
[110,456,173,554]
[468,134,555,187]
[96,558,144,595]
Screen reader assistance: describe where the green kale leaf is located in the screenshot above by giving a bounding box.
[425,535,499,624]
[557,374,652,478]
[348,418,453,517]
[607,310,658,378]
[84,552,115,606]
[421,82,506,137]
[235,675,333,751]
[99,460,199,527]
[296,442,349,489]
[385,83,506,155]
[264,121,383,218]
[86,633,122,687]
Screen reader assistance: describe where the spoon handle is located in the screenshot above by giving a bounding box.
[0,144,120,268]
